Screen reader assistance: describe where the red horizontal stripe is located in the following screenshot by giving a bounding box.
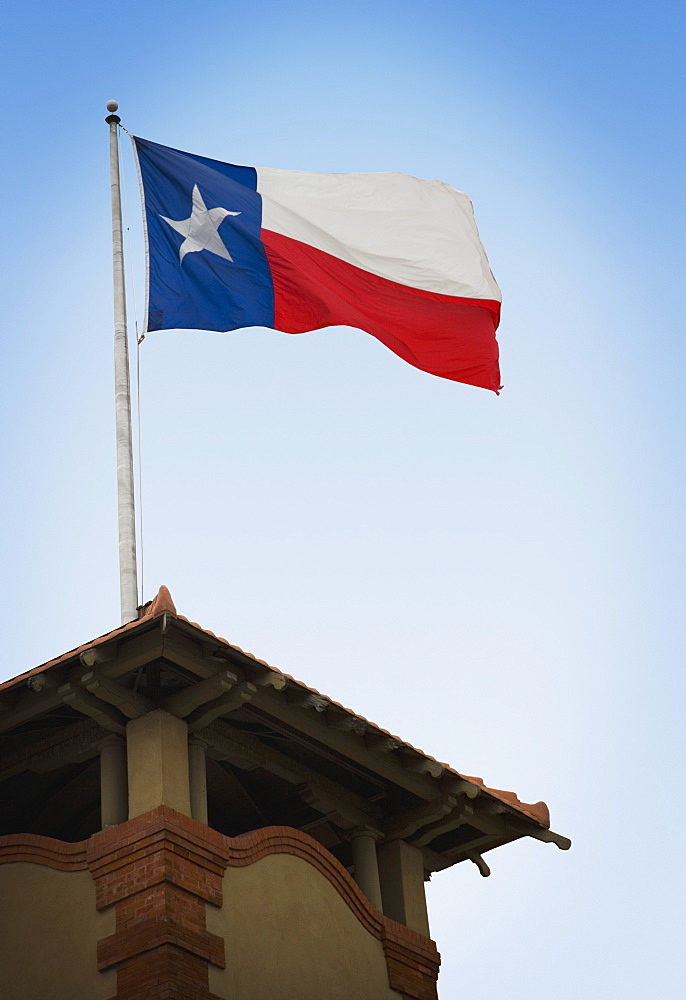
[261,229,501,391]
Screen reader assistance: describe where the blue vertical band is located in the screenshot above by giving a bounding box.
[133,137,275,333]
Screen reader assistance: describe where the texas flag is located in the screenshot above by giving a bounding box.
[133,137,502,391]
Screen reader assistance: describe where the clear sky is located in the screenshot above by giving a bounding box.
[1,1,684,996]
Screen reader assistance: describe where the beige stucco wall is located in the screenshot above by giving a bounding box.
[0,863,116,1000]
[207,853,403,1000]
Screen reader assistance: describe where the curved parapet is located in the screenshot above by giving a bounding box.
[0,831,89,870]
[0,808,438,1000]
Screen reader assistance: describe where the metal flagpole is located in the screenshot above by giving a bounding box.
[105,100,138,624]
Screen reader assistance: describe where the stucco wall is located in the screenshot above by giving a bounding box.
[207,852,403,1000]
[0,863,116,1000]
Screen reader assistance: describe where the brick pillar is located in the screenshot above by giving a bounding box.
[87,807,226,1000]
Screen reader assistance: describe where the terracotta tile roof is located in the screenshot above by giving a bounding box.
[1,585,550,829]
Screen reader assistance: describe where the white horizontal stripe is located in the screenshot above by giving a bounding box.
[256,168,501,301]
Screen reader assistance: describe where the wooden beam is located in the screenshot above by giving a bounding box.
[419,845,455,873]
[247,667,287,691]
[298,784,381,833]
[186,682,256,733]
[161,631,289,690]
[327,712,368,736]
[58,683,127,735]
[153,630,231,681]
[443,832,511,863]
[0,687,64,734]
[385,794,459,841]
[0,620,268,736]
[81,670,152,719]
[298,818,343,850]
[170,619,287,682]
[507,822,572,851]
[201,719,381,828]
[79,646,116,669]
[162,670,242,717]
[444,777,480,799]
[0,719,103,783]
[402,754,444,779]
[202,723,265,771]
[26,674,59,692]
[466,853,491,877]
[457,807,515,840]
[365,733,406,753]
[0,628,164,735]
[411,804,474,847]
[203,649,287,691]
[249,687,441,802]
[465,807,570,851]
[88,626,165,680]
[288,691,330,712]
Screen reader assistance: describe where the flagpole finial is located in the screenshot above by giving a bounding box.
[105,99,121,125]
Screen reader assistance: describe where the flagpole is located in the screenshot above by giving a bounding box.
[106,100,138,624]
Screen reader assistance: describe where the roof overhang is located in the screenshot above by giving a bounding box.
[0,587,570,872]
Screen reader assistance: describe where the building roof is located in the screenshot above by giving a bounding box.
[0,587,569,869]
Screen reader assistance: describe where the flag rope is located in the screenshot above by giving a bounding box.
[135,333,145,606]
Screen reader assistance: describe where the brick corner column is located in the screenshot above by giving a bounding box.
[87,807,228,999]
[381,918,441,1000]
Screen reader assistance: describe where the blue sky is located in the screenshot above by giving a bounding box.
[1,1,684,996]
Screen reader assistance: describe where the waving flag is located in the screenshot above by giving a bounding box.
[133,137,502,391]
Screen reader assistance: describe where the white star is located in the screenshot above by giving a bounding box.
[161,184,241,263]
